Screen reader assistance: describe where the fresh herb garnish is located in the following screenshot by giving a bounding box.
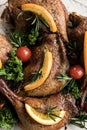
[10,32,29,47]
[63,79,81,99]
[0,106,18,130]
[71,112,87,129]
[10,22,39,46]
[26,15,40,45]
[56,74,81,99]
[66,41,83,63]
[10,16,40,47]
[28,28,39,45]
[67,41,78,56]
[46,106,61,121]
[11,14,49,47]
[0,50,24,82]
[32,70,42,81]
[56,74,72,81]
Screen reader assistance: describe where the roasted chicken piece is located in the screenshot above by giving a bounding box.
[0,34,12,108]
[67,12,87,108]
[0,34,12,64]
[68,12,87,45]
[7,0,68,41]
[0,94,6,110]
[66,12,87,65]
[0,79,78,130]
[17,33,69,97]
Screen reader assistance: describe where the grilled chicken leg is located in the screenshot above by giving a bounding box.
[0,79,78,130]
[17,34,69,97]
[7,0,68,41]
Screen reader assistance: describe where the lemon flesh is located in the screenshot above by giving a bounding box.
[24,50,52,91]
[25,103,66,125]
[21,3,57,32]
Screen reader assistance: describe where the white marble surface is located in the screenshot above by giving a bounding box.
[62,0,87,16]
[0,0,87,130]
[0,0,7,5]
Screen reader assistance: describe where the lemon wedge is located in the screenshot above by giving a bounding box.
[24,50,52,91]
[21,3,57,32]
[25,103,66,125]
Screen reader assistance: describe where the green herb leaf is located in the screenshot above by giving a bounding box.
[28,16,40,45]
[10,32,29,47]
[46,105,61,121]
[56,74,81,99]
[71,112,87,129]
[63,79,81,99]
[0,50,24,82]
[56,74,72,81]
[0,106,18,130]
[28,28,39,45]
[10,15,49,47]
[32,70,42,81]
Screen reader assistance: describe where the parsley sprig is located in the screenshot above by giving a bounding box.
[0,106,18,130]
[0,50,24,82]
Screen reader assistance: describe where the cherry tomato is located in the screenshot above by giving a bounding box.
[16,46,31,62]
[70,65,84,79]
[84,103,87,113]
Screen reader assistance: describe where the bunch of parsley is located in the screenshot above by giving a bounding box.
[0,50,24,82]
[0,106,18,130]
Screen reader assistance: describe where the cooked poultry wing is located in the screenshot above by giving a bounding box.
[17,33,69,97]
[0,79,78,130]
[7,0,68,41]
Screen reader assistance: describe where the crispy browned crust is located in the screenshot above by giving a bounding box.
[17,34,69,97]
[8,0,68,41]
[68,12,87,44]
[0,34,12,63]
[0,79,78,130]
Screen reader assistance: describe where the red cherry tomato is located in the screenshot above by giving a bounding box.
[16,46,31,62]
[70,65,84,79]
[84,103,87,113]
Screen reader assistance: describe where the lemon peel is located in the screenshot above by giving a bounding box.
[24,50,52,91]
[21,3,57,32]
[25,103,66,125]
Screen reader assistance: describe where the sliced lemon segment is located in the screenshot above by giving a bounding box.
[25,103,66,125]
[21,3,57,32]
[24,50,52,91]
